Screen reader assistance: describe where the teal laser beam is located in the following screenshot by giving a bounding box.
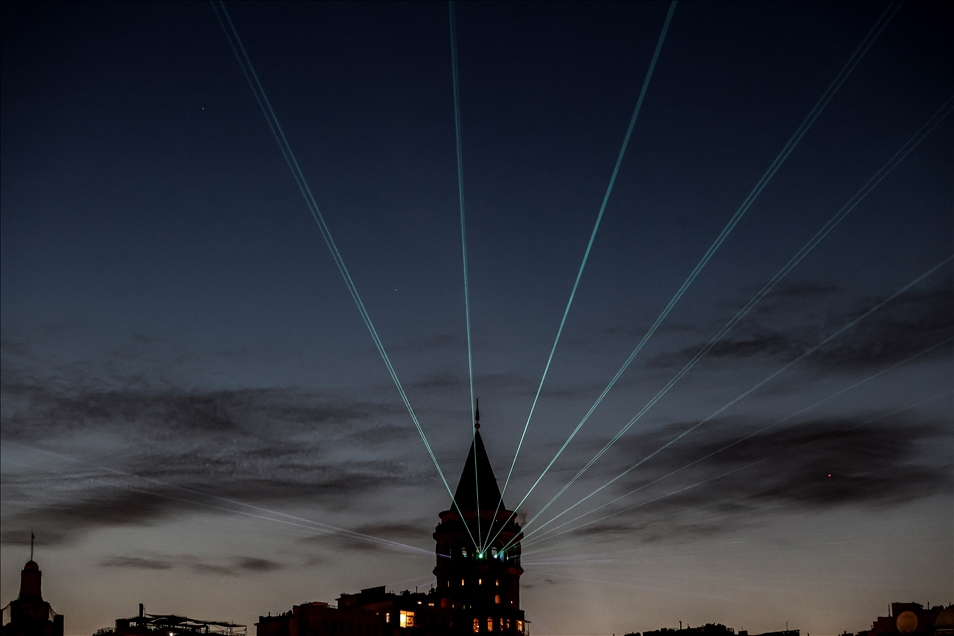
[211,1,478,549]
[511,87,948,540]
[448,0,481,548]
[507,254,953,549]
[526,388,952,550]
[486,0,679,549]
[499,1,902,547]
[9,441,436,556]
[522,338,953,548]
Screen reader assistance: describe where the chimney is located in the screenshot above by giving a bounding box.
[139,603,144,618]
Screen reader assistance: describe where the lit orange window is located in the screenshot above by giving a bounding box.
[478,578,482,585]
[461,578,465,586]
[494,595,500,604]
[399,611,415,628]
[473,618,480,633]
[488,618,494,631]
[495,579,499,586]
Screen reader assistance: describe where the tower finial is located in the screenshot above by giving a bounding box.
[30,529,34,561]
[474,398,480,430]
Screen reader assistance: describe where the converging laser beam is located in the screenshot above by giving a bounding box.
[7,441,435,557]
[448,0,482,548]
[522,338,953,548]
[486,0,678,551]
[210,1,478,549]
[508,255,953,548]
[508,89,950,543]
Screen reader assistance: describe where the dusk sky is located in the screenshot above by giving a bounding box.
[1,2,952,635]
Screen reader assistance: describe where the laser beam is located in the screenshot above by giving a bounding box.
[507,89,950,543]
[523,338,953,548]
[486,0,679,549]
[507,255,952,549]
[448,0,482,547]
[210,1,477,549]
[6,440,435,556]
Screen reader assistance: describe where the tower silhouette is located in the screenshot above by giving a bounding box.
[433,406,526,632]
[1,539,64,636]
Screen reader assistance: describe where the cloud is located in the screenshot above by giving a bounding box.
[644,279,953,372]
[99,553,283,576]
[535,409,951,546]
[101,556,173,570]
[235,557,283,573]
[0,379,440,547]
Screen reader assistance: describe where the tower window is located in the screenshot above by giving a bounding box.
[495,579,499,586]
[494,595,500,604]
[478,578,482,585]
[473,618,480,633]
[461,579,465,586]
[487,618,494,631]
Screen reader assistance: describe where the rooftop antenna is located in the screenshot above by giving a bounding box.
[30,529,35,561]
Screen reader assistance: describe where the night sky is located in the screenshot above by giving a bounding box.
[2,2,952,635]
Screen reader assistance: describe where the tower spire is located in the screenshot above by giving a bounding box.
[474,398,480,430]
[30,530,34,561]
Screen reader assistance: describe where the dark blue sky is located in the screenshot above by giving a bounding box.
[2,2,952,634]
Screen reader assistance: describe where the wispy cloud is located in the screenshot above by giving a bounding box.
[100,553,284,576]
[537,409,952,545]
[644,279,952,371]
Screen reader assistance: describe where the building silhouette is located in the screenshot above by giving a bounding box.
[1,541,64,636]
[258,409,528,635]
[858,602,954,636]
[626,624,798,636]
[97,604,246,636]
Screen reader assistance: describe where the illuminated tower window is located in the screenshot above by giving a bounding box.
[473,618,480,633]
[494,594,500,604]
[461,579,465,586]
[487,617,494,631]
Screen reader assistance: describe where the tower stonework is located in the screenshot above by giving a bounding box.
[433,418,527,634]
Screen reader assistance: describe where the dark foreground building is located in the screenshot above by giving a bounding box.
[627,625,798,636]
[96,604,246,636]
[0,553,64,636]
[858,603,954,636]
[258,413,528,635]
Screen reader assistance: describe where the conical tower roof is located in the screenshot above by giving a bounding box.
[453,428,504,513]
